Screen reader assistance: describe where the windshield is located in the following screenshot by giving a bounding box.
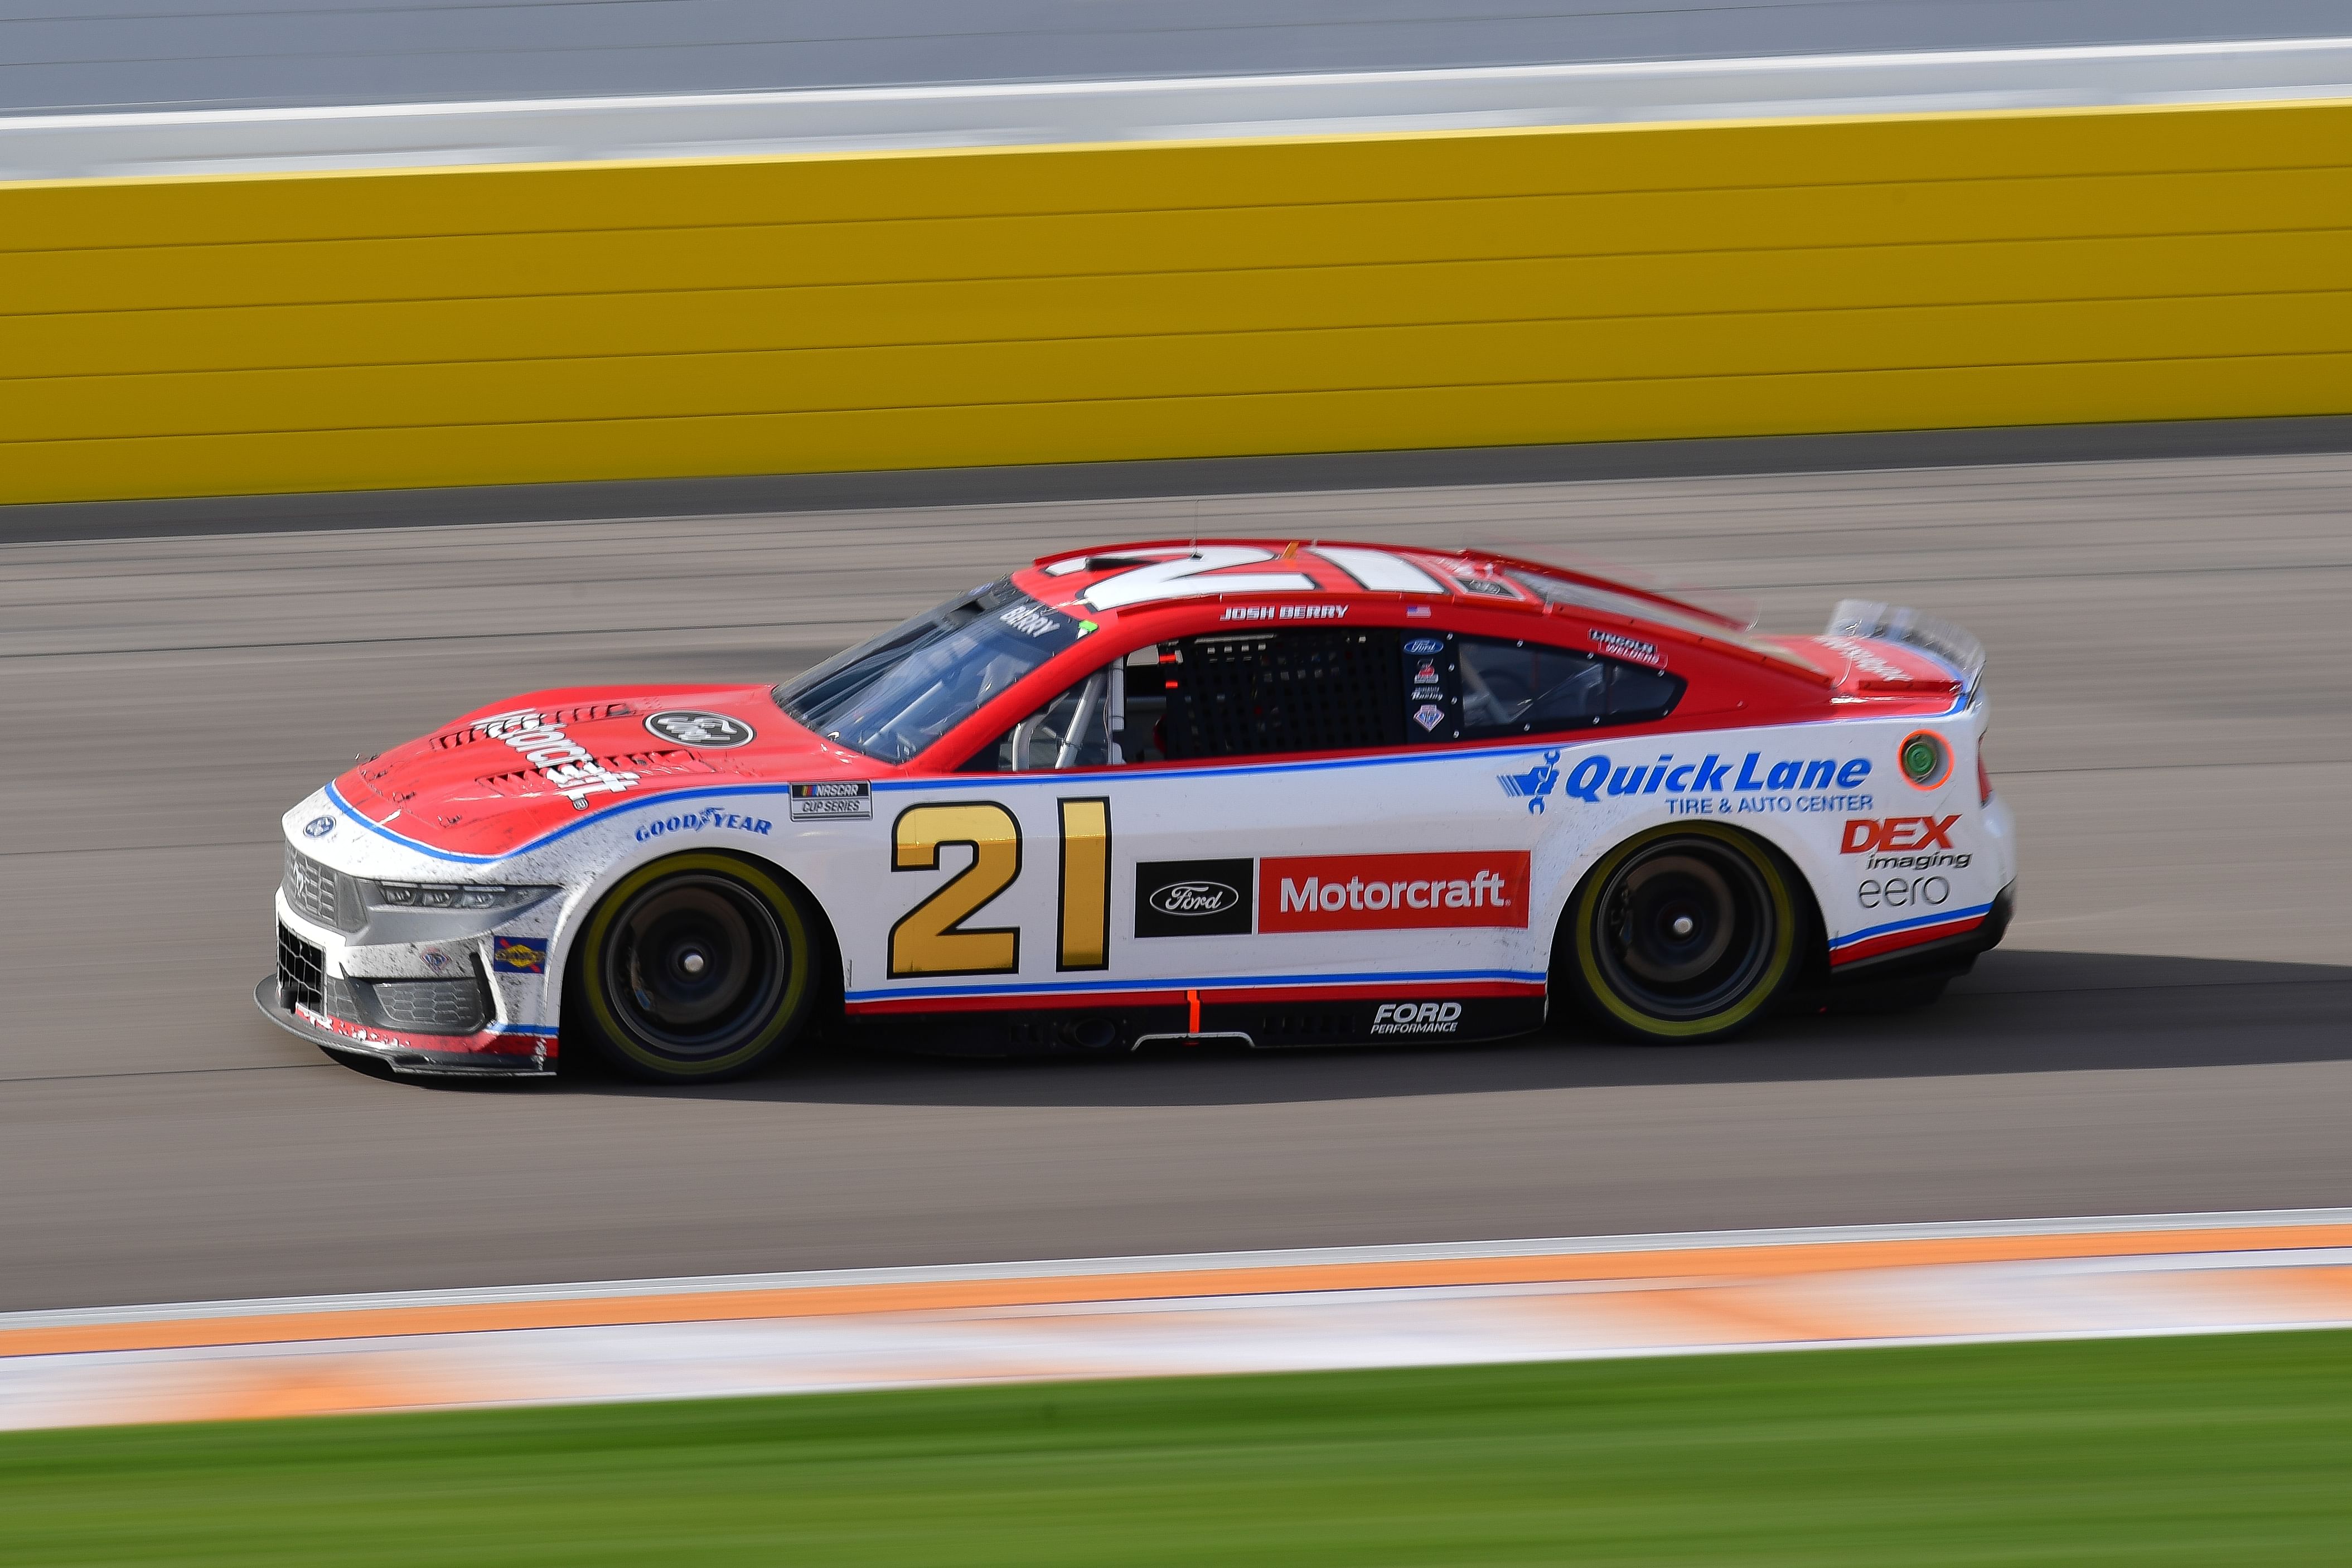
[774,580,1088,763]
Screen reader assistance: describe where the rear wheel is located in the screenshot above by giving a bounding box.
[574,853,818,1082]
[1559,826,1800,1043]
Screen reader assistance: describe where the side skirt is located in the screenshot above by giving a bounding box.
[848,994,1550,1058]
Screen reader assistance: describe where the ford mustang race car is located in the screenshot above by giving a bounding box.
[259,540,2015,1081]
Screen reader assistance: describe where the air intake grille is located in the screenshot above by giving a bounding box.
[474,748,713,797]
[363,980,486,1035]
[283,846,338,926]
[277,924,324,1013]
[282,846,364,931]
[430,702,636,750]
[322,976,362,1023]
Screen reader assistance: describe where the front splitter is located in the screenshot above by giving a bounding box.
[253,977,556,1078]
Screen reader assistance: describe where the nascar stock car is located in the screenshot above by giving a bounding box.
[260,539,2014,1082]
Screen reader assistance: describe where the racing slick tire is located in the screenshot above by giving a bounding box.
[570,853,820,1082]
[1557,825,1802,1044]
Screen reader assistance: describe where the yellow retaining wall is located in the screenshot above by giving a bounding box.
[2,99,2348,505]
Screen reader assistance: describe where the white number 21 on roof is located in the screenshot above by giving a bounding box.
[1077,547,1315,609]
[1076,545,1445,610]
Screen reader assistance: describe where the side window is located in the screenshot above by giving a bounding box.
[1457,636,1685,738]
[967,663,1118,772]
[1139,629,1404,762]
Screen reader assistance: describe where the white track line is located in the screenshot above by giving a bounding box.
[6,1209,2352,1430]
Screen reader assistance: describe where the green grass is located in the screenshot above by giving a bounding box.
[7,1332,2352,1565]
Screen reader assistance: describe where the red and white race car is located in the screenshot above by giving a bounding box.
[260,540,2014,1081]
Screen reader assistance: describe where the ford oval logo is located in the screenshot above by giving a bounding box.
[303,816,335,838]
[1149,880,1238,917]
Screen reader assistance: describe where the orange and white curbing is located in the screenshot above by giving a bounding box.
[5,1211,2351,1431]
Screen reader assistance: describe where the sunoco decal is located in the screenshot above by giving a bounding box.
[489,936,547,974]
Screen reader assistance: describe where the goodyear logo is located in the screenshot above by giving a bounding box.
[489,936,547,974]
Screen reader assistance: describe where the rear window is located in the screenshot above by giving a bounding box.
[1458,636,1683,737]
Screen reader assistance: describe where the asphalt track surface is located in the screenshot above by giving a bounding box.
[8,0,2342,115]
[4,452,2351,1313]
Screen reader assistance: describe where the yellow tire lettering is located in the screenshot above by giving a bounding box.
[889,803,1022,977]
[1056,797,1111,971]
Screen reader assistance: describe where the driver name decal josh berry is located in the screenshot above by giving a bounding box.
[1262,853,1530,932]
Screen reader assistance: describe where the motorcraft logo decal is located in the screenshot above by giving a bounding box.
[1135,858,1254,938]
[1262,852,1528,932]
[477,709,640,810]
[644,710,754,748]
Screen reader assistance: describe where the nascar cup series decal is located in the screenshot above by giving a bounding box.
[788,782,873,820]
[1499,750,1874,815]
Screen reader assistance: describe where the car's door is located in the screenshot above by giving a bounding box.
[937,623,1545,1042]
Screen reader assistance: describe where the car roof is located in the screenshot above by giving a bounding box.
[1010,538,1830,679]
[1019,539,1739,622]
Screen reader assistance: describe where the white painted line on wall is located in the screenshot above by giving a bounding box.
[3,38,2349,181]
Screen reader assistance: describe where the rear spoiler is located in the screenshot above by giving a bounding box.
[1825,600,1987,699]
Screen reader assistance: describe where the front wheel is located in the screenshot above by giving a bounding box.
[572,853,820,1082]
[1558,826,1801,1043]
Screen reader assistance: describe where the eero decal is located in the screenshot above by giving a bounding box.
[1261,853,1529,932]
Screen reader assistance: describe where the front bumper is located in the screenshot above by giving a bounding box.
[254,976,556,1078]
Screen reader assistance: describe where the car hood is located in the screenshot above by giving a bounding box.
[330,684,879,860]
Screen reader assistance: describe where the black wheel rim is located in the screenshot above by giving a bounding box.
[600,872,787,1059]
[1594,839,1777,1022]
